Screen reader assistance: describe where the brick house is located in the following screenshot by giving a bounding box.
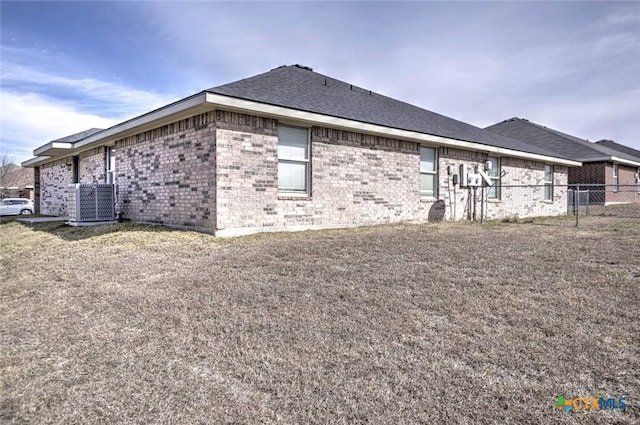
[23,65,580,235]
[486,118,640,204]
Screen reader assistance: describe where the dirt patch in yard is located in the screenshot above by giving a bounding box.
[1,221,638,424]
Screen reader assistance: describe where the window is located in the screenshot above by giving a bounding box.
[637,167,640,193]
[106,147,116,184]
[420,147,438,197]
[278,125,310,194]
[613,164,619,192]
[487,157,500,199]
[544,165,553,201]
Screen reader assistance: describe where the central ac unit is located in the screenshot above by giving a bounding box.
[68,183,117,225]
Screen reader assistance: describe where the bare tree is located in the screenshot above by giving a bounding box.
[0,151,17,197]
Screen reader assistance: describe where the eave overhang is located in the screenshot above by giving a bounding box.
[21,156,53,167]
[23,90,582,168]
[204,92,582,167]
[33,141,73,157]
[73,92,211,152]
[578,156,640,168]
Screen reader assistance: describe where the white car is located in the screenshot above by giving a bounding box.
[0,198,34,216]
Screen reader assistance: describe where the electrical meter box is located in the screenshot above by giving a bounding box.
[467,174,482,187]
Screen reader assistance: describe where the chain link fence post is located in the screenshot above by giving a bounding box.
[575,184,579,227]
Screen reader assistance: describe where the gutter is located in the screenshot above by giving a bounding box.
[21,156,52,167]
[23,91,581,168]
[22,92,210,167]
[577,156,640,168]
[204,93,582,167]
[73,92,209,151]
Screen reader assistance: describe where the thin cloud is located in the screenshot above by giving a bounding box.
[1,91,119,162]
[2,52,178,118]
[1,47,180,162]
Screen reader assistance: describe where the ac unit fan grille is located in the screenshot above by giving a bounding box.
[75,184,116,222]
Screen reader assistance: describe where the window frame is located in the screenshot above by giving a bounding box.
[487,157,501,200]
[277,124,311,196]
[419,146,438,198]
[637,167,640,193]
[544,164,554,201]
[106,146,116,184]
[613,163,619,192]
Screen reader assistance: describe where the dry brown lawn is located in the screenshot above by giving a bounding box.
[1,220,639,424]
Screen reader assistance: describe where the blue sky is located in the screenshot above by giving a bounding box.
[1,1,639,164]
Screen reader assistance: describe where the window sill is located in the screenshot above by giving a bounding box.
[278,195,312,201]
[487,198,501,203]
[420,197,438,202]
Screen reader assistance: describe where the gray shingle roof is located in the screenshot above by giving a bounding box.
[485,118,640,163]
[595,140,640,161]
[207,65,564,158]
[53,128,104,143]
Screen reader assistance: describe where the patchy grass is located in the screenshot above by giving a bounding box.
[1,221,638,424]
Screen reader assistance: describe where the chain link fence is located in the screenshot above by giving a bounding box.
[479,184,640,231]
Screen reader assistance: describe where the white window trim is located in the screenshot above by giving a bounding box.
[277,125,311,196]
[106,146,116,184]
[544,164,554,201]
[488,157,501,200]
[613,163,619,192]
[420,147,438,198]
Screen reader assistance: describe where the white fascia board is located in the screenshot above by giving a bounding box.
[610,156,640,167]
[579,156,640,167]
[33,141,73,156]
[26,93,210,163]
[21,156,52,167]
[205,93,582,167]
[73,92,210,151]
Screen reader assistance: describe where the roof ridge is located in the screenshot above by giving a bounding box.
[595,139,640,159]
[486,117,640,163]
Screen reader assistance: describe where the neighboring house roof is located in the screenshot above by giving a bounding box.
[595,140,640,161]
[208,65,564,159]
[23,65,581,167]
[486,118,640,167]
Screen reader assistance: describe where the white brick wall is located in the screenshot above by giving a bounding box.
[214,119,440,235]
[439,148,569,221]
[40,158,73,216]
[35,109,571,231]
[38,148,107,216]
[114,112,216,230]
[215,113,570,235]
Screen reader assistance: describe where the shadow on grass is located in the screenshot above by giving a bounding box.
[19,220,186,242]
[0,216,20,225]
